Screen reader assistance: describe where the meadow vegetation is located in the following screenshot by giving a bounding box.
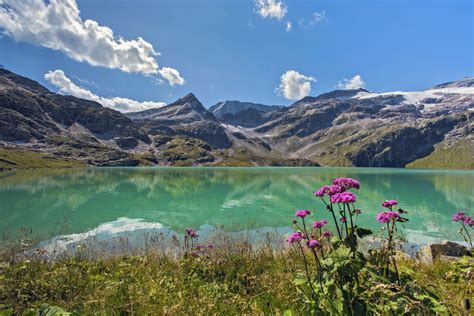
[0,177,472,315]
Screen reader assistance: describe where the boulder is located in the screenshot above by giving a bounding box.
[417,241,472,264]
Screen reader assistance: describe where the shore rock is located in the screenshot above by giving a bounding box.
[417,241,472,264]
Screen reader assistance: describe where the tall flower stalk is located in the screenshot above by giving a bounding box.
[452,211,473,249]
[314,178,360,256]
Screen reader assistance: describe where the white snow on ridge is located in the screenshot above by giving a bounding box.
[352,86,474,112]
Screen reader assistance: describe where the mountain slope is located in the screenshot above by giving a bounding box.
[128,93,231,148]
[0,68,472,169]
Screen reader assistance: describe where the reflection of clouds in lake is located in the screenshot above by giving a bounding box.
[40,217,169,256]
[1,168,472,243]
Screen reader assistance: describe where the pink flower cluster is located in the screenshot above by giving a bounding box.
[322,231,332,238]
[330,192,357,204]
[452,211,474,227]
[314,178,359,200]
[186,228,199,238]
[295,209,311,218]
[307,239,321,249]
[376,211,400,224]
[287,231,304,243]
[382,200,398,209]
[313,219,328,229]
[332,177,360,190]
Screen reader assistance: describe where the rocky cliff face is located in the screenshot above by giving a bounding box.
[1,68,472,168]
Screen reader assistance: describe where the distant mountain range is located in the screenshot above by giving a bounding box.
[0,68,472,169]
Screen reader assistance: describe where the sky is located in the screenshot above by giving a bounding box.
[0,0,473,112]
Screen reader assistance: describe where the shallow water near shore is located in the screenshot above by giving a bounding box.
[0,167,472,250]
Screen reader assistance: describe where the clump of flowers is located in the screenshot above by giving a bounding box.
[376,211,400,224]
[382,200,398,209]
[314,177,361,255]
[375,200,408,284]
[452,211,473,248]
[184,228,199,250]
[295,209,311,218]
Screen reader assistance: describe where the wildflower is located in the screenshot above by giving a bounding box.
[287,231,304,244]
[330,192,357,204]
[382,200,398,209]
[295,209,311,218]
[333,177,360,190]
[313,219,329,229]
[463,216,474,227]
[376,211,400,224]
[322,231,332,238]
[186,228,199,238]
[452,211,466,222]
[340,217,347,223]
[307,239,321,249]
[314,185,330,197]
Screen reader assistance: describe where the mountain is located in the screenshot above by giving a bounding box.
[0,68,472,169]
[128,93,231,148]
[208,101,284,128]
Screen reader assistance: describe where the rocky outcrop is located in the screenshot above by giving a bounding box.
[417,241,472,264]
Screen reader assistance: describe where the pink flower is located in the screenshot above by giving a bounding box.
[376,211,400,224]
[382,200,398,209]
[186,228,199,238]
[314,184,344,197]
[295,209,311,218]
[322,231,332,238]
[313,219,329,229]
[307,239,321,249]
[466,217,474,227]
[340,217,347,223]
[287,231,304,244]
[314,185,330,197]
[452,211,466,222]
[330,192,357,204]
[333,177,360,190]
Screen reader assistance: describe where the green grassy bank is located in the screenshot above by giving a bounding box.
[0,246,472,315]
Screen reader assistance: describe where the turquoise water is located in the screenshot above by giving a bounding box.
[0,167,472,246]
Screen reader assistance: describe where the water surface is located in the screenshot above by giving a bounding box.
[0,167,472,248]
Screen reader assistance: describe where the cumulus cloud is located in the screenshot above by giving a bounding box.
[337,75,366,90]
[0,0,184,86]
[44,70,166,112]
[255,0,287,20]
[277,70,316,100]
[285,21,292,32]
[158,67,185,87]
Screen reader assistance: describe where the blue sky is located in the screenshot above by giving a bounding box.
[0,0,473,111]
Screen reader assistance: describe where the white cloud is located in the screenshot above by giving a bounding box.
[277,70,316,100]
[45,70,166,112]
[337,75,366,90]
[255,0,287,20]
[0,0,183,86]
[285,21,292,32]
[311,11,327,25]
[158,67,185,87]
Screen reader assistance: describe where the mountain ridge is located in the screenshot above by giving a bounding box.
[0,69,472,169]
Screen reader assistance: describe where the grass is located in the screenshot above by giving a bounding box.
[407,139,474,169]
[0,147,85,170]
[0,238,472,315]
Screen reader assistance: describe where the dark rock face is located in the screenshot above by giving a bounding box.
[115,137,139,150]
[209,100,282,118]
